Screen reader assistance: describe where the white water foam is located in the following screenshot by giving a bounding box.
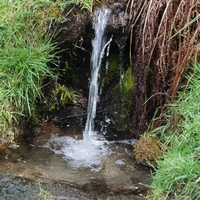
[44,134,111,171]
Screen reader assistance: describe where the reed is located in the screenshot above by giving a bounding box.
[126,1,200,198]
[129,0,200,132]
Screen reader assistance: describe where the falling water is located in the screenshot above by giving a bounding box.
[84,7,112,140]
[44,7,112,170]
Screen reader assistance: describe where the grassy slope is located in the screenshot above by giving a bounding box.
[149,63,200,199]
[0,0,67,143]
[0,0,95,144]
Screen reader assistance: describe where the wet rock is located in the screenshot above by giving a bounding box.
[53,2,131,52]
[0,175,95,200]
[100,67,134,140]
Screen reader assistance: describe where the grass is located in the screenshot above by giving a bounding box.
[35,183,53,200]
[67,0,95,12]
[0,0,59,143]
[0,0,96,144]
[148,62,200,199]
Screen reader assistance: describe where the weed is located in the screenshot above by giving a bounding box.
[35,183,52,200]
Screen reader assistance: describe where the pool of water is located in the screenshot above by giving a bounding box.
[0,124,151,199]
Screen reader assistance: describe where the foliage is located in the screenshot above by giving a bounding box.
[50,84,77,110]
[0,0,60,144]
[35,183,52,200]
[148,63,200,199]
[66,0,98,12]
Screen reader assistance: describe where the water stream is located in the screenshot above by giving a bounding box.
[43,7,113,170]
[0,7,152,199]
[84,7,112,140]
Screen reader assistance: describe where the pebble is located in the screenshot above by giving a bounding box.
[0,175,94,200]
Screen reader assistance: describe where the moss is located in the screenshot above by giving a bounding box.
[121,67,134,92]
[134,134,163,165]
[102,53,121,86]
[107,67,134,132]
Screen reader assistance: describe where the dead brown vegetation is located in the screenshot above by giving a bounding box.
[128,0,200,135]
[134,134,163,165]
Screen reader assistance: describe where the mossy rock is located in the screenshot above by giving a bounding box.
[101,53,121,86]
[134,134,163,165]
[106,67,134,134]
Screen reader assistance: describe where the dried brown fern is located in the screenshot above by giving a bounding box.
[128,0,200,134]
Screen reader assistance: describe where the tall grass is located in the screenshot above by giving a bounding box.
[148,62,200,199]
[67,0,95,11]
[0,0,59,143]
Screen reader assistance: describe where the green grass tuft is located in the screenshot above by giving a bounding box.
[148,62,200,199]
[0,0,95,144]
[0,0,59,143]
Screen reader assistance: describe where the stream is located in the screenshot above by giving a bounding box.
[0,124,151,200]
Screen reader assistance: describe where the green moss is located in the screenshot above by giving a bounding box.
[107,67,134,132]
[121,67,134,92]
[102,53,121,85]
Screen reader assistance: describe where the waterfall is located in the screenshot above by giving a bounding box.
[44,8,112,170]
[84,7,112,141]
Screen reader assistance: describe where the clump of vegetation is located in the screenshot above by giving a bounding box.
[67,0,95,12]
[0,0,58,144]
[148,63,200,199]
[134,134,163,165]
[35,183,53,200]
[49,84,77,110]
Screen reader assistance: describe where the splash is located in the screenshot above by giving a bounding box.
[44,134,110,171]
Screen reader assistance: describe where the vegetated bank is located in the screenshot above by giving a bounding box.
[0,0,83,144]
[147,62,200,199]
[130,0,200,199]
